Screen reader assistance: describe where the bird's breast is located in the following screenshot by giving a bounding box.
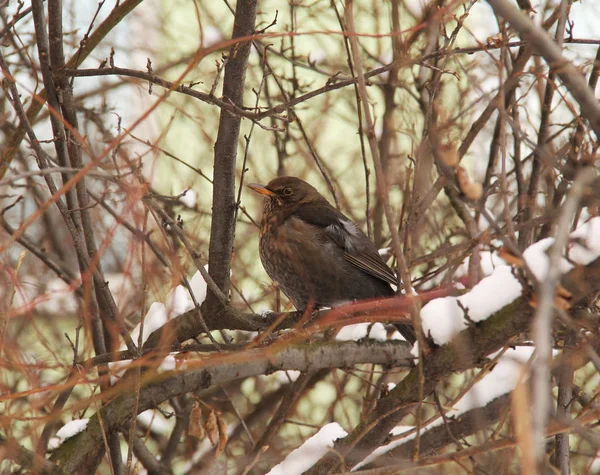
[260,217,306,260]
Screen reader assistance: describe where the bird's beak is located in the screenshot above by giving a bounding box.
[248,183,275,196]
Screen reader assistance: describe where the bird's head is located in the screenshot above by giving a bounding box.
[248,176,325,212]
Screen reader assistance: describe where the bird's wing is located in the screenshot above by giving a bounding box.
[294,203,398,286]
[342,251,398,286]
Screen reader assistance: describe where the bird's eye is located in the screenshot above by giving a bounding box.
[283,187,293,196]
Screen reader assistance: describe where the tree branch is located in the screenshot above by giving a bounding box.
[203,0,258,319]
[49,340,414,471]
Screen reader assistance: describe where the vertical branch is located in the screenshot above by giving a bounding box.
[204,0,258,314]
[330,1,371,234]
[372,0,402,248]
[48,0,126,355]
[553,331,575,474]
[40,1,133,470]
[496,20,517,240]
[530,170,594,468]
[511,95,525,221]
[30,0,136,357]
[0,0,145,179]
[343,0,413,297]
[541,44,600,238]
[521,0,571,247]
[30,0,75,214]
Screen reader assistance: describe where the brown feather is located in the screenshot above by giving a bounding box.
[343,251,398,287]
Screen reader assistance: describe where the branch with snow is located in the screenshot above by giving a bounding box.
[48,419,89,450]
[49,339,413,471]
[267,423,348,475]
[415,217,600,349]
[304,218,600,474]
[355,346,535,469]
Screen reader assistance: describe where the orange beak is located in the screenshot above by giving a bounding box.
[248,183,275,196]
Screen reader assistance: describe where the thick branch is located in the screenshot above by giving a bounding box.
[49,340,413,471]
[361,394,511,470]
[204,0,258,318]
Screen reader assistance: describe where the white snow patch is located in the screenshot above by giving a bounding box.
[130,302,168,346]
[165,285,191,317]
[49,418,89,449]
[523,217,600,281]
[179,189,197,208]
[308,49,327,64]
[416,264,522,347]
[137,409,174,435]
[158,353,178,372]
[336,323,388,342]
[479,251,506,276]
[451,346,534,416]
[336,323,369,341]
[275,370,301,384]
[368,323,392,341]
[522,238,556,281]
[457,266,522,322]
[267,423,348,475]
[188,267,208,306]
[417,296,465,347]
[56,418,89,439]
[567,217,600,266]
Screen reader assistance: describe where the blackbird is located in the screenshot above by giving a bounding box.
[249,176,416,344]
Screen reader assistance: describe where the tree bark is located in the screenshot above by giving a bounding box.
[204,0,258,317]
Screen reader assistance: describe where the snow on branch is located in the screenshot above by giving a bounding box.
[415,218,600,349]
[267,423,348,475]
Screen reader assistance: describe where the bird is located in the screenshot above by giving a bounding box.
[248,176,416,344]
